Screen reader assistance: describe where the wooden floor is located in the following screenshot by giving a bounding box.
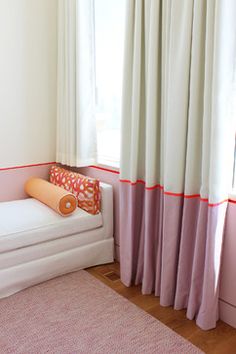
[87,263,236,354]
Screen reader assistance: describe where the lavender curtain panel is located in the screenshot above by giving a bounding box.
[57,0,97,167]
[120,0,236,330]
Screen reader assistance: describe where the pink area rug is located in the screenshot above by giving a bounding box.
[0,271,203,354]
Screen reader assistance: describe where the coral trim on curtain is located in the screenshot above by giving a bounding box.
[120,179,232,206]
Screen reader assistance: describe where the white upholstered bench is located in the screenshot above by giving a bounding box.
[0,182,114,298]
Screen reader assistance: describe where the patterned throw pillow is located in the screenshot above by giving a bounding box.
[49,166,101,215]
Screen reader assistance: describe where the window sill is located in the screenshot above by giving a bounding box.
[97,157,119,171]
[91,161,120,174]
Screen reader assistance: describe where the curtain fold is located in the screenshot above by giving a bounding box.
[120,0,236,330]
[57,0,97,167]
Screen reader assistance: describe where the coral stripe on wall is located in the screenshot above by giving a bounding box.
[89,165,120,174]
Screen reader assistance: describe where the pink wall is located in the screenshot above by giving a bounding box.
[0,163,53,202]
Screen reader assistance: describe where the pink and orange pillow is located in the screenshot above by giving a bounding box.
[49,166,101,215]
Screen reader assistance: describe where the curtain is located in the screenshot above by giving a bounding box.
[57,0,97,167]
[120,0,236,330]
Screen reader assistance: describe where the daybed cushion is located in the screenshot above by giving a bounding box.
[0,198,102,254]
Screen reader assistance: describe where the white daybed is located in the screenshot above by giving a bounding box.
[0,182,113,299]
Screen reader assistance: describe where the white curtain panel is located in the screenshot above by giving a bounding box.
[120,0,236,330]
[121,0,236,201]
[57,0,97,167]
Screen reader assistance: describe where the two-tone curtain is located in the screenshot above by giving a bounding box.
[57,0,97,167]
[120,0,236,330]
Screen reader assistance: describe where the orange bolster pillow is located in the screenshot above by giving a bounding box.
[24,178,77,216]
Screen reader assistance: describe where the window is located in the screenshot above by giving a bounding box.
[94,0,126,168]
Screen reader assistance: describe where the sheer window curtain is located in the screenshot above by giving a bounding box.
[119,0,236,330]
[57,0,97,167]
